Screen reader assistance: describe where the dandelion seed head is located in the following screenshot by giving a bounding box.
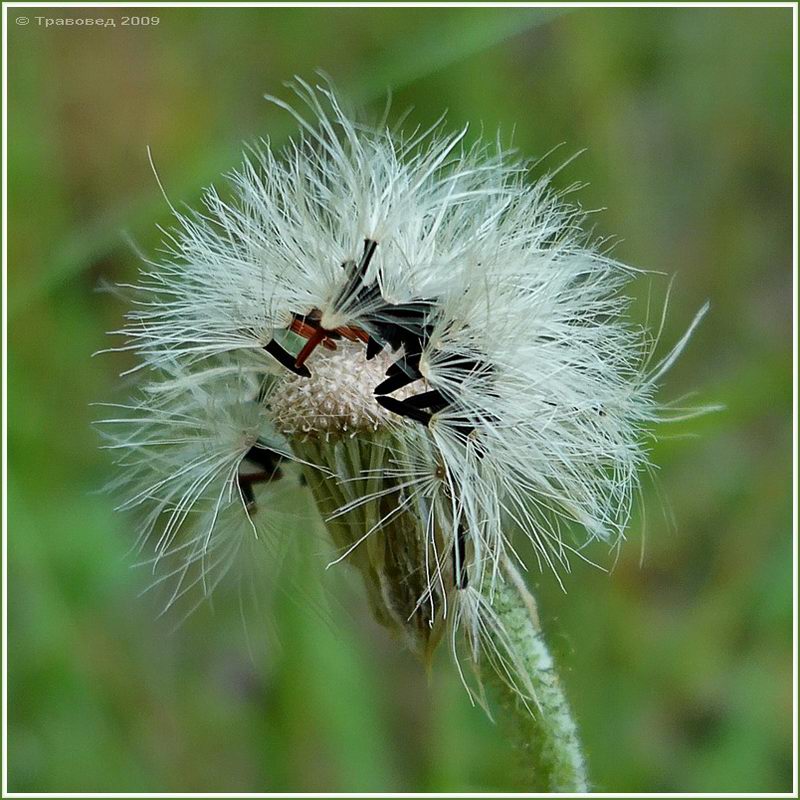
[100,76,710,702]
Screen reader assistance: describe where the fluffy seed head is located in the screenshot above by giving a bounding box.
[101,77,709,698]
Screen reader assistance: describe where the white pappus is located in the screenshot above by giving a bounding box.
[100,77,709,701]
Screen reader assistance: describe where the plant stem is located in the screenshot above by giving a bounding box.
[485,557,589,792]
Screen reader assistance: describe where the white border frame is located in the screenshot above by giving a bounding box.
[2,2,797,798]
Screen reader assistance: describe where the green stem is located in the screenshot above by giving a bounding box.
[484,558,589,792]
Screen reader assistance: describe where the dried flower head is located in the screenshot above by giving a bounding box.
[100,78,707,695]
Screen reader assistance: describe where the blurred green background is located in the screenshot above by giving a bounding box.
[6,5,794,793]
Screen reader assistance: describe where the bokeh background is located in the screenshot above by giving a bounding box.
[6,5,794,793]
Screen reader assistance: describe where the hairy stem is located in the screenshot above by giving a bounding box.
[484,558,589,792]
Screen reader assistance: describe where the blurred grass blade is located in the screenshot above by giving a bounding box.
[348,8,567,100]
